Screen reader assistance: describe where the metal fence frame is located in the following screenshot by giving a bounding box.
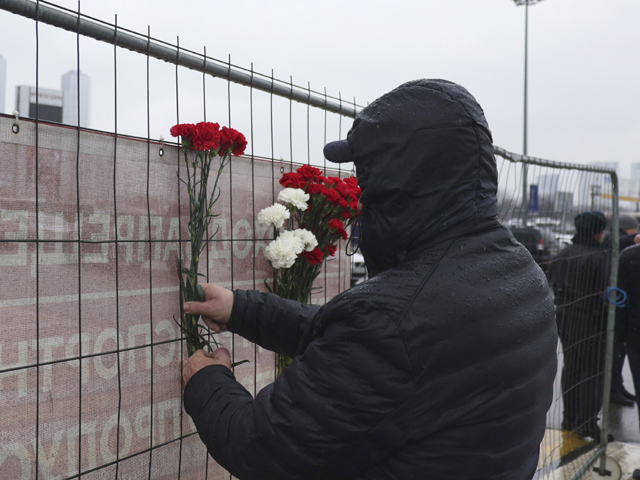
[0,0,360,119]
[495,147,619,480]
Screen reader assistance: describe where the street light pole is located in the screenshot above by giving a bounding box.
[523,0,529,158]
[513,0,543,225]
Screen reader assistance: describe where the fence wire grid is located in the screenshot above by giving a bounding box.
[495,149,620,480]
[0,1,623,479]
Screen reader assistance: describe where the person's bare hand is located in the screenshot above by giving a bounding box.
[184,283,234,333]
[182,348,232,386]
[634,233,640,245]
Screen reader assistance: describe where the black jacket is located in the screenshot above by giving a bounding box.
[184,79,558,480]
[618,244,640,336]
[548,236,610,335]
[603,231,636,251]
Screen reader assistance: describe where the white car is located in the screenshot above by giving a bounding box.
[351,252,368,286]
[555,233,573,252]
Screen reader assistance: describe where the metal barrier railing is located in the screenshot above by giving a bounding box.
[495,147,619,480]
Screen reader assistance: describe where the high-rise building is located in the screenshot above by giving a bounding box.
[15,70,90,127]
[0,56,6,114]
[61,70,90,127]
[15,85,64,123]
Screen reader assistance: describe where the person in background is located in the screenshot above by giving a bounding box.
[609,214,639,406]
[549,211,611,441]
[603,214,640,252]
[180,79,558,480]
[617,238,640,433]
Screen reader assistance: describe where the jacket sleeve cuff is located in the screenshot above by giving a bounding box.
[183,364,254,464]
[183,364,246,419]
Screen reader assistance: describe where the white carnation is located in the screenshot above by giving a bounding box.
[257,203,290,229]
[293,228,318,252]
[265,230,305,269]
[278,188,309,211]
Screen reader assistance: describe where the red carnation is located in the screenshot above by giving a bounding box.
[328,218,348,240]
[323,188,343,205]
[170,123,196,139]
[305,183,326,195]
[343,177,358,187]
[328,218,343,230]
[191,122,221,151]
[297,165,323,182]
[343,177,361,198]
[280,172,306,189]
[323,244,337,256]
[219,126,247,156]
[334,182,349,198]
[301,247,324,265]
[324,176,342,187]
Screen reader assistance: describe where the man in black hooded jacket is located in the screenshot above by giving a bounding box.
[181,79,558,480]
[548,211,610,440]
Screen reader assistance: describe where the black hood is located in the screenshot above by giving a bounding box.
[347,79,500,275]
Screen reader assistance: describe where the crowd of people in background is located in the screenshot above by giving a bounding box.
[548,211,640,444]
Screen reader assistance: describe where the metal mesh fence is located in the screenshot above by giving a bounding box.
[494,148,619,480]
[0,2,356,478]
[0,0,623,479]
[0,116,354,479]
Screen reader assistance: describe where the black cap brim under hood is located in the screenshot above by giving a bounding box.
[335,79,499,276]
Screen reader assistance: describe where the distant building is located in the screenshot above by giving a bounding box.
[631,163,640,182]
[61,70,90,127]
[15,85,64,123]
[590,161,619,174]
[0,56,6,114]
[15,70,90,127]
[537,174,559,196]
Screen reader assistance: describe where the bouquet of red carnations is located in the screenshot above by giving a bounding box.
[257,165,361,373]
[170,121,247,356]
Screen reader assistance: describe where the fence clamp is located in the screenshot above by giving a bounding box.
[11,111,20,134]
[159,136,165,157]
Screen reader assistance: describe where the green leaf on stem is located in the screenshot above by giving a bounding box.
[231,360,250,368]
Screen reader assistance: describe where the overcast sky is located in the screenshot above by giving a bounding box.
[1,0,639,177]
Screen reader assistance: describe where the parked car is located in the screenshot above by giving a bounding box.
[351,252,368,286]
[555,233,573,252]
[538,226,561,257]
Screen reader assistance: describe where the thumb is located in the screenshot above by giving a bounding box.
[183,300,207,316]
[214,347,231,361]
